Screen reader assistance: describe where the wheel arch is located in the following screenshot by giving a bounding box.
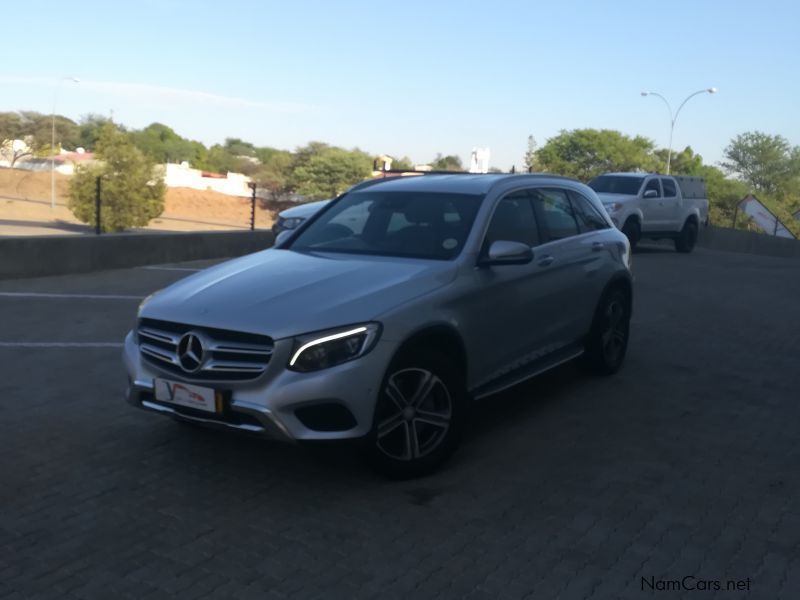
[392,323,468,381]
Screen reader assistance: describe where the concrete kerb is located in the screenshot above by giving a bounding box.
[0,230,275,280]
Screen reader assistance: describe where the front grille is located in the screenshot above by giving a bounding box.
[138,318,274,381]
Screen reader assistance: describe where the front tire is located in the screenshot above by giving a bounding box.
[582,287,631,376]
[364,349,465,478]
[674,219,698,253]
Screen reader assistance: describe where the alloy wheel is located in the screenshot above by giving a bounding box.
[375,368,452,461]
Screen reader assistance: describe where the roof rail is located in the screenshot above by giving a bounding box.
[372,160,518,176]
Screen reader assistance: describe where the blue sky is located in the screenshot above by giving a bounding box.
[2,0,798,170]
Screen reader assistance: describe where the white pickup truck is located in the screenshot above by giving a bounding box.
[588,173,709,253]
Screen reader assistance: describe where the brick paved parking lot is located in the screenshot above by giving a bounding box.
[1,246,799,599]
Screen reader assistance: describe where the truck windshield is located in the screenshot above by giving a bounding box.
[588,175,644,195]
[289,190,483,260]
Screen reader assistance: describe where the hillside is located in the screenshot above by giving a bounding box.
[0,168,278,236]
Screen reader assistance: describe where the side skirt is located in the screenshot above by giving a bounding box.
[470,343,584,401]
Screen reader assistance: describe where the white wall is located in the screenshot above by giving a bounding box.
[163,163,252,197]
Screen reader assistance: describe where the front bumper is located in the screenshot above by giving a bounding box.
[123,330,394,442]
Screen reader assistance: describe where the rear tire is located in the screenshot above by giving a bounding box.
[582,287,630,376]
[363,348,465,479]
[674,219,698,253]
[621,218,640,250]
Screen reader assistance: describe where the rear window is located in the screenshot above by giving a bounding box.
[588,175,644,195]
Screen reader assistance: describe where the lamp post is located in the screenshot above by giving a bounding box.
[51,76,80,209]
[640,87,716,174]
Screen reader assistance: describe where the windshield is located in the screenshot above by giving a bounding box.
[588,175,644,195]
[289,190,484,260]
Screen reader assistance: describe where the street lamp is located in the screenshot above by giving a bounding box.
[640,87,716,174]
[51,76,80,209]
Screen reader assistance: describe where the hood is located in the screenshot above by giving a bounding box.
[596,192,637,203]
[279,199,330,219]
[140,249,457,339]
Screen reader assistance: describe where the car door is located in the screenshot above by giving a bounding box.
[640,177,663,231]
[529,186,601,345]
[457,189,562,387]
[659,177,681,230]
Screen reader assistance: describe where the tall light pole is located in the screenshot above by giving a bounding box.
[640,87,717,174]
[51,76,80,209]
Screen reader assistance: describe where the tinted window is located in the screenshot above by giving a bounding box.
[290,190,483,260]
[533,188,580,241]
[588,175,644,195]
[570,191,611,231]
[644,178,662,197]
[661,178,677,197]
[485,192,539,247]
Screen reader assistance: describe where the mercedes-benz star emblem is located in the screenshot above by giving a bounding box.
[177,333,205,373]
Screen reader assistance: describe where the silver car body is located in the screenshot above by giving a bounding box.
[125,174,631,442]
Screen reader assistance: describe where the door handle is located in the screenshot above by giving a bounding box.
[591,242,604,252]
[537,255,554,267]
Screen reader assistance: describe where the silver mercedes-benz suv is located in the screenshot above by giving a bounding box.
[124,174,632,477]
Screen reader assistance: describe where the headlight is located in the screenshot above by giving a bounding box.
[603,202,623,212]
[281,217,305,230]
[288,323,381,372]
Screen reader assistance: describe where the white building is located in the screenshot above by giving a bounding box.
[162,162,252,197]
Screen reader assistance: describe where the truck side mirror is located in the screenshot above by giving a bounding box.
[643,189,658,199]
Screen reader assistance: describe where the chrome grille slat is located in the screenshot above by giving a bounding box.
[204,361,266,373]
[138,328,179,345]
[209,344,274,356]
[140,344,180,365]
[138,318,273,382]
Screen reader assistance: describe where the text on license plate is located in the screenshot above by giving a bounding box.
[153,379,220,413]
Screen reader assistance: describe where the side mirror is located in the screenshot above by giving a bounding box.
[274,229,293,246]
[643,189,658,199]
[479,240,533,267]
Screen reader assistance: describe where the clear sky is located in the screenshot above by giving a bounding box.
[2,0,798,170]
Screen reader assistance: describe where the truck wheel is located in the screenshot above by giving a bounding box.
[621,218,640,249]
[581,287,630,376]
[674,219,698,253]
[363,348,465,479]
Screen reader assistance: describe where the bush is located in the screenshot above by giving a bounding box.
[68,124,165,232]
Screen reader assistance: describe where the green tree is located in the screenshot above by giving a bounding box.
[430,153,463,171]
[697,165,750,228]
[653,146,704,175]
[721,131,800,196]
[535,128,656,181]
[68,123,165,232]
[389,156,414,171]
[253,149,294,200]
[78,114,118,151]
[0,111,79,161]
[129,122,208,166]
[291,145,372,199]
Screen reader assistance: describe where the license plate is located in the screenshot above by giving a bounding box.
[153,379,220,413]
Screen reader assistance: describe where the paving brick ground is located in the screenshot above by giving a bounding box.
[1,246,799,599]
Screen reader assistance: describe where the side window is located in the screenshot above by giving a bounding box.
[644,178,662,198]
[485,191,539,247]
[532,188,580,241]
[569,191,611,231]
[661,178,677,198]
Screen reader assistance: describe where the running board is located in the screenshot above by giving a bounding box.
[471,346,584,400]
